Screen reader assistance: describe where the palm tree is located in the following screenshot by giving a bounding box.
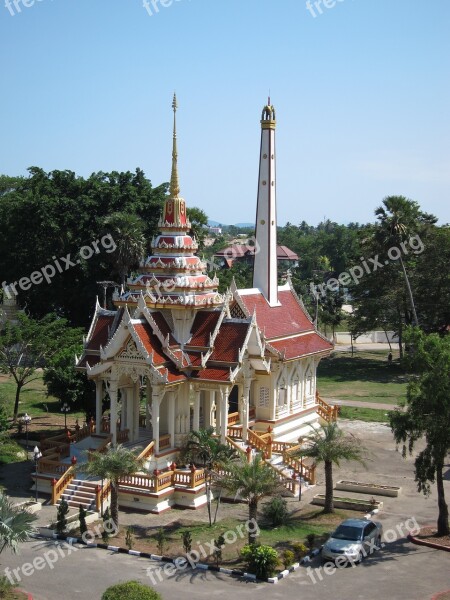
[294,422,366,514]
[0,492,37,554]
[103,212,146,285]
[218,454,281,544]
[181,427,236,526]
[375,196,436,328]
[81,445,145,529]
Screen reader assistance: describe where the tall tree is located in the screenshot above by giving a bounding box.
[294,422,366,513]
[218,454,281,543]
[187,207,208,250]
[181,427,236,526]
[374,196,436,327]
[0,313,82,420]
[81,445,145,529]
[390,328,450,536]
[103,212,146,285]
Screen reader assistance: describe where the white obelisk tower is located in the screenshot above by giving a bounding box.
[252,100,279,306]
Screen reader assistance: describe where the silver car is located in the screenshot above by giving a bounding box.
[321,518,383,565]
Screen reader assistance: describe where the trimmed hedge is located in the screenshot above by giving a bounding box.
[101,580,162,600]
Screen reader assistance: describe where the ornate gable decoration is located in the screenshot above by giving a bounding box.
[117,338,146,363]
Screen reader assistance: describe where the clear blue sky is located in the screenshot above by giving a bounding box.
[1,0,449,226]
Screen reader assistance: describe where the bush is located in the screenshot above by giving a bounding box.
[78,504,87,537]
[56,499,69,534]
[292,542,308,561]
[101,580,162,600]
[102,507,111,543]
[213,534,225,566]
[261,497,289,527]
[182,530,192,554]
[281,549,295,569]
[240,544,279,579]
[306,533,316,551]
[0,575,14,598]
[154,528,167,555]
[126,526,134,550]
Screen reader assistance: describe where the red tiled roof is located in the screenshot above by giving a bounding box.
[133,322,168,366]
[210,322,249,362]
[150,312,177,346]
[77,355,100,369]
[238,289,313,340]
[188,311,221,347]
[277,245,298,260]
[191,367,231,382]
[163,365,187,383]
[86,315,114,350]
[269,333,332,360]
[185,351,203,366]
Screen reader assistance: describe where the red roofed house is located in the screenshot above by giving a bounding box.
[75,96,335,512]
[214,244,298,270]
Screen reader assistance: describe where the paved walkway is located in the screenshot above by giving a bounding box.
[324,398,403,411]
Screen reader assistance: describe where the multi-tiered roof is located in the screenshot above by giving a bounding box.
[115,94,221,311]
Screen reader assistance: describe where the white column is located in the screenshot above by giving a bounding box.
[95,380,103,433]
[242,380,251,443]
[206,390,214,428]
[109,382,118,447]
[134,382,140,442]
[126,388,133,438]
[121,389,127,430]
[152,386,162,454]
[146,382,152,432]
[168,391,175,449]
[193,388,200,431]
[220,387,229,444]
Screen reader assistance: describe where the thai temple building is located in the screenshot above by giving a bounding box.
[63,96,336,512]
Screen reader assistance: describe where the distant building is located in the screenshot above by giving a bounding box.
[208,226,222,235]
[214,244,298,269]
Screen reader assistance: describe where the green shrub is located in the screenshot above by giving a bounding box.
[78,504,87,537]
[213,534,225,566]
[101,580,161,600]
[56,498,69,534]
[261,497,289,526]
[281,549,295,569]
[306,533,316,551]
[125,526,134,550]
[154,528,167,555]
[0,575,14,598]
[240,544,279,579]
[102,507,111,543]
[292,542,308,561]
[181,530,192,554]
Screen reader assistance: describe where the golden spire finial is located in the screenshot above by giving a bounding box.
[170,92,180,198]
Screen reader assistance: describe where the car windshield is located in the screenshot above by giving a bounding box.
[332,525,363,541]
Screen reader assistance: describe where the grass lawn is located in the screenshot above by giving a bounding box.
[0,373,84,435]
[317,351,408,405]
[78,506,355,570]
[338,406,391,423]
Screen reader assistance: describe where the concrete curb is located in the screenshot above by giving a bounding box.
[408,533,450,553]
[266,548,322,584]
[33,531,321,584]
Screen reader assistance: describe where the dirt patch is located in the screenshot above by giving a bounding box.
[413,526,450,549]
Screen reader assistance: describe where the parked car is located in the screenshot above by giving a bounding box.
[321,518,383,565]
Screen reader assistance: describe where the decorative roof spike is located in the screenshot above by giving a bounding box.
[169,92,180,199]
